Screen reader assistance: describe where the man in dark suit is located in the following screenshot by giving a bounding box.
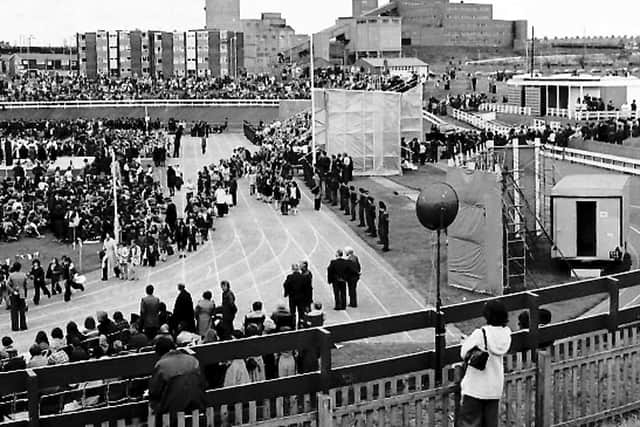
[283,263,302,328]
[140,285,161,339]
[358,189,368,227]
[349,186,358,222]
[173,126,183,158]
[367,197,377,238]
[345,247,361,308]
[299,261,313,313]
[327,249,353,310]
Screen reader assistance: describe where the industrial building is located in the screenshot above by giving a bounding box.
[360,0,527,52]
[76,29,243,79]
[285,0,527,66]
[205,0,307,74]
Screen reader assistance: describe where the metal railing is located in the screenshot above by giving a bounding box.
[451,108,512,135]
[573,109,640,121]
[543,144,640,175]
[0,99,286,109]
[547,107,570,118]
[479,103,532,116]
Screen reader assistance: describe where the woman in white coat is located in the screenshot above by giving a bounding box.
[459,300,512,427]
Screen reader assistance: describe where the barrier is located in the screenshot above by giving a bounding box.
[479,103,532,116]
[2,270,640,426]
[451,108,512,135]
[547,107,570,119]
[543,144,640,175]
[573,109,640,121]
[0,99,283,109]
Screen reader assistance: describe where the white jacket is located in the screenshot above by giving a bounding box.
[460,325,512,400]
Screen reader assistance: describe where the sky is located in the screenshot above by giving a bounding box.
[0,0,636,47]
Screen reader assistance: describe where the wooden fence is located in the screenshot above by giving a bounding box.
[4,270,640,426]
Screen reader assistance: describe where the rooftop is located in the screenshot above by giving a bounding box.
[358,57,428,67]
[552,174,630,196]
[509,73,640,87]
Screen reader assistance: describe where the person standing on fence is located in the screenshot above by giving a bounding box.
[459,300,512,427]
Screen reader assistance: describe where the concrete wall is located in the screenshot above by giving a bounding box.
[0,106,279,130]
[278,100,311,121]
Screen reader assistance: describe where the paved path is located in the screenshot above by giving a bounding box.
[1,134,456,352]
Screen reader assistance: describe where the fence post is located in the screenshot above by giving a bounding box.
[535,351,552,427]
[607,277,620,345]
[318,328,333,394]
[317,393,333,427]
[26,369,40,427]
[526,292,540,363]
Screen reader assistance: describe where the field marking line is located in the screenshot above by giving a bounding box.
[299,185,426,309]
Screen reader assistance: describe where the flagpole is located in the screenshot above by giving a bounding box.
[310,33,317,167]
[111,148,120,244]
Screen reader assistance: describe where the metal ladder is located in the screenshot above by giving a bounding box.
[503,201,527,293]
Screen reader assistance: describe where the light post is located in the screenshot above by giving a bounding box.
[416,183,459,385]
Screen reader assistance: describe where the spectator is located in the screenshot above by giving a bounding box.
[220,281,237,340]
[66,321,86,345]
[223,331,251,387]
[82,316,100,338]
[244,301,266,334]
[459,300,512,427]
[113,311,130,331]
[50,328,66,351]
[27,344,48,368]
[195,291,215,338]
[128,324,150,351]
[148,337,207,416]
[96,311,117,337]
[34,330,50,352]
[172,284,196,334]
[140,285,161,339]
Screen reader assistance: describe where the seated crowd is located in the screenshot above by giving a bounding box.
[0,118,170,243]
[0,73,310,102]
[0,281,326,416]
[314,65,420,92]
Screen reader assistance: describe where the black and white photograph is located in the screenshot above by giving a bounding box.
[0,0,639,425]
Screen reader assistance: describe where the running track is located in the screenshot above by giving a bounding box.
[1,134,456,352]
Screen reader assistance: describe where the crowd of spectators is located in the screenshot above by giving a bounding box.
[0,118,170,243]
[0,278,325,417]
[314,66,420,92]
[0,73,310,102]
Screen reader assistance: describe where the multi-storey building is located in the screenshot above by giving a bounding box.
[204,1,307,74]
[77,29,244,79]
[240,13,308,74]
[361,0,528,54]
[172,32,186,77]
[118,31,132,77]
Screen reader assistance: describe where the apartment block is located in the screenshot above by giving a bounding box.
[77,29,243,79]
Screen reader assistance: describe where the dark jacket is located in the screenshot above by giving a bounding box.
[173,290,196,332]
[283,272,307,304]
[140,295,161,329]
[327,258,354,285]
[149,350,207,414]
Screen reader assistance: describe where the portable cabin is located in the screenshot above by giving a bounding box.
[551,175,630,261]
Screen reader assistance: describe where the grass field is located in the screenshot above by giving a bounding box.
[324,164,608,336]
